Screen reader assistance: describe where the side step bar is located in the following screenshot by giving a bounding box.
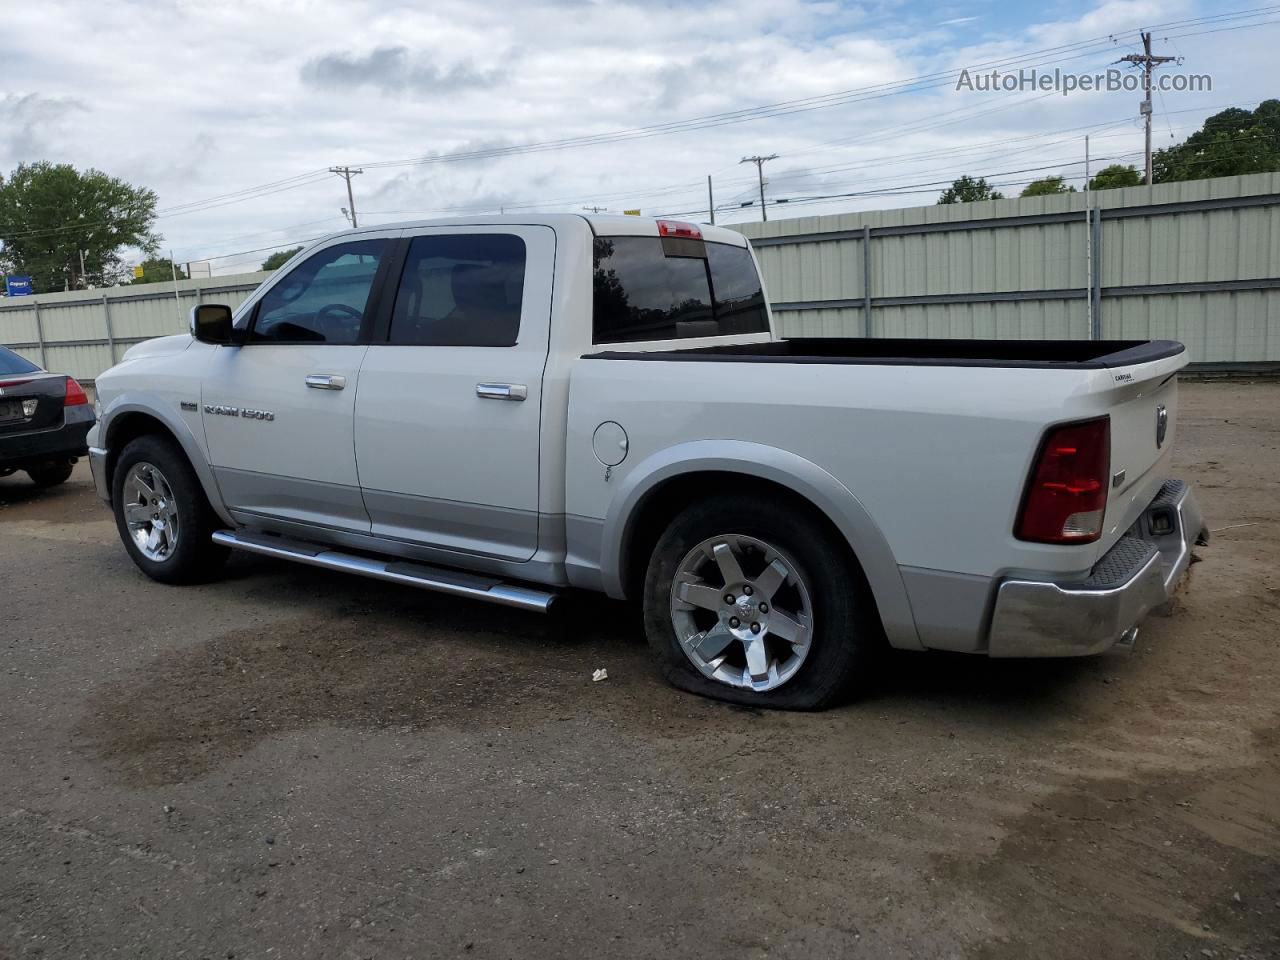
[211,530,558,614]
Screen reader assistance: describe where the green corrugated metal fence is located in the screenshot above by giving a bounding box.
[732,172,1280,367]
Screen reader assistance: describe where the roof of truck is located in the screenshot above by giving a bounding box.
[343,212,749,247]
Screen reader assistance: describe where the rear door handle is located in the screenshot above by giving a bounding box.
[476,383,527,401]
[306,374,346,391]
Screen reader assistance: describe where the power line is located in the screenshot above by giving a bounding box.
[351,6,1280,171]
[4,7,1277,249]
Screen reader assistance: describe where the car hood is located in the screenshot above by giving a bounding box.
[120,334,194,362]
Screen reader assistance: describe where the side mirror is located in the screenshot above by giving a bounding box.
[190,304,240,345]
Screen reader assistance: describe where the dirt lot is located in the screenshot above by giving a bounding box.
[1,381,1277,960]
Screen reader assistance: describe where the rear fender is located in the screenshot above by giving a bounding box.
[602,439,923,651]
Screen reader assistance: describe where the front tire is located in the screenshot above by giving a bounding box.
[111,434,228,584]
[27,462,74,488]
[642,494,881,710]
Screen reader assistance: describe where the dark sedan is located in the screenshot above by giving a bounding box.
[0,346,96,488]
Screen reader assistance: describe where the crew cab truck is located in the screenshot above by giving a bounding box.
[87,214,1208,709]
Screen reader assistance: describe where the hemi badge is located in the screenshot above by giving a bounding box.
[1112,469,1126,489]
[180,401,198,412]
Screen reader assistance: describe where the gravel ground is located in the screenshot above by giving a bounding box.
[1,381,1277,960]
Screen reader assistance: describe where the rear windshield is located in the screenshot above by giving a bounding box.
[592,236,769,344]
[0,346,40,375]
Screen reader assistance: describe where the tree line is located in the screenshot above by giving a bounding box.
[0,164,307,294]
[938,99,1280,203]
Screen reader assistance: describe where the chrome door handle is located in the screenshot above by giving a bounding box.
[476,383,527,401]
[305,374,346,390]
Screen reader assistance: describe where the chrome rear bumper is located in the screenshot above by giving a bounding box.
[987,480,1207,657]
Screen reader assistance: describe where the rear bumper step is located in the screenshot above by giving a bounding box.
[211,530,558,614]
[986,478,1207,657]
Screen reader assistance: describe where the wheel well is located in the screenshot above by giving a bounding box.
[621,471,873,602]
[104,412,181,488]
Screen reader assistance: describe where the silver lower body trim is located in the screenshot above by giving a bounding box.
[88,446,110,503]
[987,479,1207,657]
[212,530,558,614]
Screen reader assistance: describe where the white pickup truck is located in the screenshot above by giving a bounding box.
[88,214,1207,709]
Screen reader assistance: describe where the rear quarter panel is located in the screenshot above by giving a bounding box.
[565,357,1149,605]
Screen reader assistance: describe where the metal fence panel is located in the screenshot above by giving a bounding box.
[735,172,1280,366]
[0,272,269,379]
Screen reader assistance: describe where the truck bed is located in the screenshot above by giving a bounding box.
[586,337,1185,369]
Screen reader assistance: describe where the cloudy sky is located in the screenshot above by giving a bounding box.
[2,0,1275,274]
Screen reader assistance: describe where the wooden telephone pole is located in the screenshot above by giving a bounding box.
[329,166,364,227]
[740,155,778,222]
[1116,32,1177,185]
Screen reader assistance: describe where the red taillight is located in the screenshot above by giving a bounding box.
[64,377,89,407]
[1015,417,1110,544]
[657,219,702,239]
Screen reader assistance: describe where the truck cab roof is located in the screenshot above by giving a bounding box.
[339,212,749,247]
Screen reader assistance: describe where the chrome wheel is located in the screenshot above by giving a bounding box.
[669,534,814,692]
[121,462,180,562]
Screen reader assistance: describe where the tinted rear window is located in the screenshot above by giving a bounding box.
[388,234,526,346]
[0,346,40,375]
[592,237,768,344]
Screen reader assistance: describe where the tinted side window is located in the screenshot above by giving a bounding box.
[388,234,526,346]
[592,237,768,344]
[707,242,768,332]
[252,239,386,344]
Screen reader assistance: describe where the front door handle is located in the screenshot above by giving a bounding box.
[306,374,346,391]
[476,383,527,402]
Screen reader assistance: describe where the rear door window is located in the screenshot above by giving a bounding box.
[388,234,527,346]
[592,236,768,344]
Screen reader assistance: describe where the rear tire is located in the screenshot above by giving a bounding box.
[642,494,882,710]
[27,462,74,488]
[111,434,228,584]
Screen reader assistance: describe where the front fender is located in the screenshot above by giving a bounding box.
[600,439,923,651]
[98,393,233,526]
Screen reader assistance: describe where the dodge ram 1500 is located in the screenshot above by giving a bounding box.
[88,214,1207,709]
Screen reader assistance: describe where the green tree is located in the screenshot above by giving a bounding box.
[1088,164,1143,190]
[261,246,303,270]
[0,162,158,292]
[130,257,187,284]
[1153,100,1280,182]
[937,175,1004,204]
[1020,175,1076,197]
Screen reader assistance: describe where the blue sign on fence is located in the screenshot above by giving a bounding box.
[4,276,33,297]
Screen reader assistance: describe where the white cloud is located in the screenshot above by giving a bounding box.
[0,0,1271,274]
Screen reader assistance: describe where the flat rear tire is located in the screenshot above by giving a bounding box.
[642,494,881,710]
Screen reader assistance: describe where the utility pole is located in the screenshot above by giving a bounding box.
[740,154,778,222]
[1117,32,1177,185]
[169,249,182,323]
[1084,135,1093,340]
[330,166,364,227]
[707,175,716,225]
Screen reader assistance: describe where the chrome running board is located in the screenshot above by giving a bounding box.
[211,530,558,614]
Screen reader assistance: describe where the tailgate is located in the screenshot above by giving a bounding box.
[1095,355,1185,553]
